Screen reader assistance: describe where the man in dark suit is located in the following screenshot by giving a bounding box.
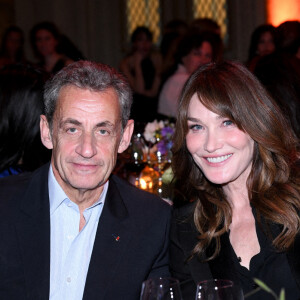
[0,61,171,299]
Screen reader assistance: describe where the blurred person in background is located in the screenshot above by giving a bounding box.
[276,20,300,77]
[189,18,223,61]
[0,26,26,68]
[30,21,73,76]
[276,20,300,56]
[120,26,162,122]
[254,52,300,140]
[189,17,221,36]
[247,24,277,72]
[160,19,188,84]
[158,32,221,118]
[0,64,50,177]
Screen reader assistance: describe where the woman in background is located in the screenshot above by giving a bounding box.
[30,21,73,76]
[0,26,26,68]
[120,26,162,122]
[247,24,276,72]
[170,61,300,299]
[160,19,188,83]
[254,52,300,140]
[158,32,221,118]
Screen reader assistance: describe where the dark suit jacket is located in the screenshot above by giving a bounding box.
[170,202,300,300]
[0,164,172,300]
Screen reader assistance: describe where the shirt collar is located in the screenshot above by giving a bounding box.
[48,164,108,215]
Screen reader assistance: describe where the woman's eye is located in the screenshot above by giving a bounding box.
[189,124,203,131]
[223,120,234,126]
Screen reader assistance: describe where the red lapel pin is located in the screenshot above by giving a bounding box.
[112,234,120,241]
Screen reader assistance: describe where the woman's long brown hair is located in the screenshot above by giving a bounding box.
[172,61,300,260]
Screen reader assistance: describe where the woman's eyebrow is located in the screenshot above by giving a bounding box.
[187,117,201,122]
[187,115,224,123]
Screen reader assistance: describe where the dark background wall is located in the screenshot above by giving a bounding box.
[0,0,266,68]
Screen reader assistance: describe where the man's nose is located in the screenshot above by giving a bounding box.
[204,129,223,153]
[76,132,97,158]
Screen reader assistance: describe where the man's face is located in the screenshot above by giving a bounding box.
[40,85,133,198]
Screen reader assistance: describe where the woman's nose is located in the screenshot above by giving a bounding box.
[204,129,223,153]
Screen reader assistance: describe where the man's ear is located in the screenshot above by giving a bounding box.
[118,119,134,153]
[40,115,53,149]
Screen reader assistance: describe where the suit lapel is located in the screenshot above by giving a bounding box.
[15,164,50,299]
[83,177,134,300]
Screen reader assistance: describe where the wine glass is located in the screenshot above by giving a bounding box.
[196,279,244,300]
[140,277,183,300]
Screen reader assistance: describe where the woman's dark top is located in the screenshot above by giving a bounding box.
[170,203,300,300]
[131,56,158,122]
[231,223,300,299]
[37,58,67,77]
[51,58,66,74]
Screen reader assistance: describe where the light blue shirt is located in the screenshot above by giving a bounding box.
[48,165,108,300]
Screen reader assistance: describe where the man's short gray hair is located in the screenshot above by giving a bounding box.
[44,60,132,129]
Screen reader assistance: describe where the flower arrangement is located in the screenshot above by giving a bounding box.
[140,120,175,196]
[143,119,175,157]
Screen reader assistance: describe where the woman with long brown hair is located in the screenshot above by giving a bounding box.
[30,22,73,76]
[170,61,300,299]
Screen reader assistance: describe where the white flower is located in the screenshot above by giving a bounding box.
[158,120,164,129]
[144,120,160,143]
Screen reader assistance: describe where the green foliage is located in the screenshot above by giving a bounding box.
[279,289,285,300]
[244,278,285,300]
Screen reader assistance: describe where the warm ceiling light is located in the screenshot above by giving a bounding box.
[267,0,300,26]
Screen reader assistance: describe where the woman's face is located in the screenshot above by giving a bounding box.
[5,31,23,54]
[35,29,58,57]
[133,32,152,56]
[182,41,213,74]
[185,94,254,189]
[257,31,275,56]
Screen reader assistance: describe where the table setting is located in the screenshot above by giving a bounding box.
[140,277,244,300]
[115,119,175,202]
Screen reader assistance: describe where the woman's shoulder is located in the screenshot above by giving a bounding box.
[172,201,196,227]
[119,55,133,71]
[58,54,73,66]
[51,55,73,74]
[160,66,189,96]
[63,56,74,66]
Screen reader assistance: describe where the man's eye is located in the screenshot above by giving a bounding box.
[67,128,77,133]
[99,129,109,135]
